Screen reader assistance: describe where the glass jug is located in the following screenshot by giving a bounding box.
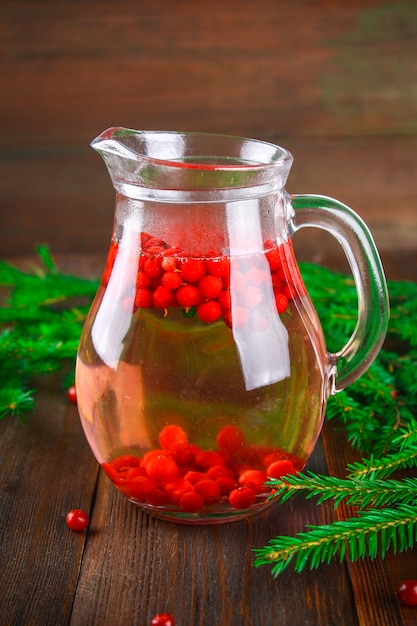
[76,128,389,523]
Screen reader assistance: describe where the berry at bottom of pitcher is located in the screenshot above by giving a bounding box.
[101,424,302,520]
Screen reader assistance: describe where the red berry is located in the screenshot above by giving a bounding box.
[163,478,193,500]
[146,488,167,506]
[66,509,89,531]
[158,424,189,450]
[197,300,222,323]
[267,459,296,479]
[194,450,226,470]
[217,289,231,311]
[161,271,182,290]
[144,257,163,278]
[397,580,417,606]
[161,256,177,272]
[122,475,156,500]
[135,288,152,309]
[67,385,77,405]
[146,456,179,482]
[184,470,206,484]
[198,274,223,299]
[179,491,204,513]
[216,424,245,453]
[228,487,256,509]
[136,270,152,289]
[205,465,234,480]
[176,284,201,308]
[194,479,221,504]
[205,257,230,277]
[265,249,282,270]
[151,613,175,626]
[274,291,288,314]
[238,469,267,494]
[180,259,206,282]
[153,286,175,309]
[281,283,295,302]
[216,476,237,495]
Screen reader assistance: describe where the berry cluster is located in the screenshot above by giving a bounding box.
[102,424,300,514]
[102,232,303,329]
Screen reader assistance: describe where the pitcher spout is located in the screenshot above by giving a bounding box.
[90,127,294,200]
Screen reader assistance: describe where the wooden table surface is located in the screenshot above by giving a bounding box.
[1,1,417,624]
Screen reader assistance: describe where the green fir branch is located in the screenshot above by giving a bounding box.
[0,246,99,418]
[253,504,417,576]
[268,471,417,509]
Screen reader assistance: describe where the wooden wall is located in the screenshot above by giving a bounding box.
[1,0,416,276]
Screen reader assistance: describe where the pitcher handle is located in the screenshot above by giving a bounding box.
[289,193,389,393]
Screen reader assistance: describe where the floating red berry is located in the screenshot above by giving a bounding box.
[135,288,152,309]
[267,459,296,479]
[216,425,245,454]
[144,257,163,278]
[206,257,229,277]
[153,285,175,309]
[67,385,77,405]
[66,509,89,531]
[136,270,152,289]
[176,284,201,308]
[180,258,206,282]
[161,271,182,291]
[151,613,175,626]
[197,300,222,323]
[161,256,177,272]
[274,291,288,314]
[397,580,417,606]
[158,424,189,449]
[198,274,223,299]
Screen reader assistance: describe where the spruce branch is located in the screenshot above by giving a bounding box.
[0,246,99,419]
[268,472,417,509]
[253,504,417,576]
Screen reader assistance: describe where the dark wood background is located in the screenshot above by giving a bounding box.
[1,0,416,277]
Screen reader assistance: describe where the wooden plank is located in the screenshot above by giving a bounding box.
[1,0,416,150]
[70,436,359,626]
[0,383,99,626]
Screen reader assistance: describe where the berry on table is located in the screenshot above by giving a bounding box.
[66,509,89,531]
[67,385,77,405]
[397,580,417,606]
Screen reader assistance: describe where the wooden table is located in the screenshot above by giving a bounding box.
[1,252,417,626]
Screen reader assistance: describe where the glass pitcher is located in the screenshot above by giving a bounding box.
[75,128,389,523]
